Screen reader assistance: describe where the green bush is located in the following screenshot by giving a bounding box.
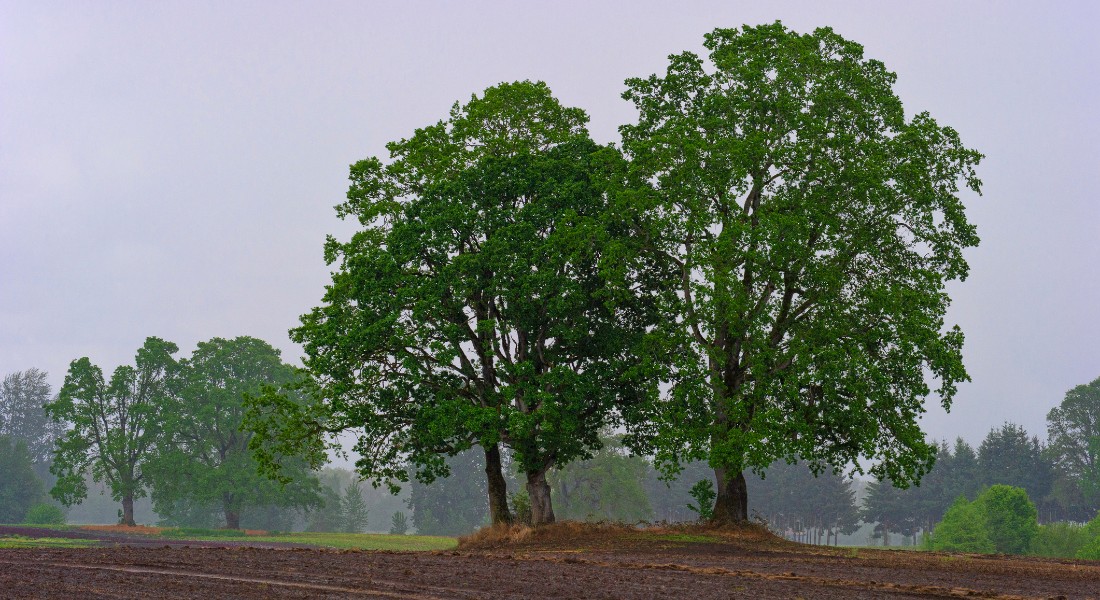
[687,479,716,522]
[975,485,1039,554]
[1032,522,1090,558]
[23,503,66,526]
[929,496,994,553]
[509,491,532,526]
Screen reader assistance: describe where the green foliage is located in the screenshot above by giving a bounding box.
[549,435,654,523]
[389,511,409,535]
[1047,377,1100,513]
[45,337,178,524]
[1031,522,1090,558]
[160,527,246,538]
[928,496,994,553]
[509,491,532,526]
[0,435,45,523]
[249,80,657,526]
[146,337,321,529]
[975,485,1039,554]
[620,22,983,520]
[687,480,716,521]
[23,503,66,525]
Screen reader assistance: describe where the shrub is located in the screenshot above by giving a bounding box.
[23,503,66,526]
[975,485,1039,554]
[1032,522,1090,558]
[509,491,532,526]
[929,496,994,553]
[687,480,716,522]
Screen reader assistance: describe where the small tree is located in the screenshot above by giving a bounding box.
[340,482,369,533]
[687,480,716,522]
[23,503,66,526]
[389,511,409,535]
[975,484,1039,554]
[929,496,994,553]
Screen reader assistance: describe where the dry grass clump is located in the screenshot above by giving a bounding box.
[458,519,792,552]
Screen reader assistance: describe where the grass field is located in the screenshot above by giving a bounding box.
[0,536,95,549]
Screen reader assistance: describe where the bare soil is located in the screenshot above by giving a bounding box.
[2,523,1098,599]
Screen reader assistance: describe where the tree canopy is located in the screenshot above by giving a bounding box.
[619,22,983,522]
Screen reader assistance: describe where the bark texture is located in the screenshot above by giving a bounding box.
[525,469,555,526]
[711,468,748,524]
[484,444,512,525]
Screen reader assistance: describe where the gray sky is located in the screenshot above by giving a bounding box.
[2,1,1097,450]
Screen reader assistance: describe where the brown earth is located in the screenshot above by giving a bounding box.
[2,523,1099,599]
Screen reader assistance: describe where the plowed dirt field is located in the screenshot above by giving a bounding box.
[2,528,1098,598]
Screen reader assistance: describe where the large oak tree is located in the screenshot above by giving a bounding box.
[620,23,983,523]
[250,81,655,525]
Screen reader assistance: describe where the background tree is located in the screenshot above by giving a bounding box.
[548,435,654,523]
[1047,376,1100,514]
[407,449,489,536]
[46,337,178,525]
[252,81,656,526]
[389,511,409,535]
[977,423,1054,518]
[862,480,921,546]
[0,435,45,523]
[0,368,65,479]
[340,481,369,533]
[147,336,320,530]
[620,22,983,523]
[748,460,860,545]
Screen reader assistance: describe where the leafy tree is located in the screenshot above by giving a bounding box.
[1047,376,1100,512]
[0,368,65,475]
[389,511,408,535]
[644,460,713,523]
[252,81,655,526]
[928,496,994,553]
[548,435,653,523]
[147,337,320,529]
[46,337,178,525]
[0,435,44,523]
[977,423,1054,514]
[340,481,369,533]
[619,22,983,523]
[975,484,1039,554]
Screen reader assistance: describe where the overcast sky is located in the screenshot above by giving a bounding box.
[2,1,1097,450]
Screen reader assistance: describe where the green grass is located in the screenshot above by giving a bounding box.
[0,535,96,549]
[159,529,457,551]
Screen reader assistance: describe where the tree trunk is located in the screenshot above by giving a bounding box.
[121,495,135,526]
[525,469,555,526]
[225,509,241,530]
[484,444,512,525]
[711,468,748,524]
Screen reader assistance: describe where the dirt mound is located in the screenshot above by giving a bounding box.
[458,520,795,553]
